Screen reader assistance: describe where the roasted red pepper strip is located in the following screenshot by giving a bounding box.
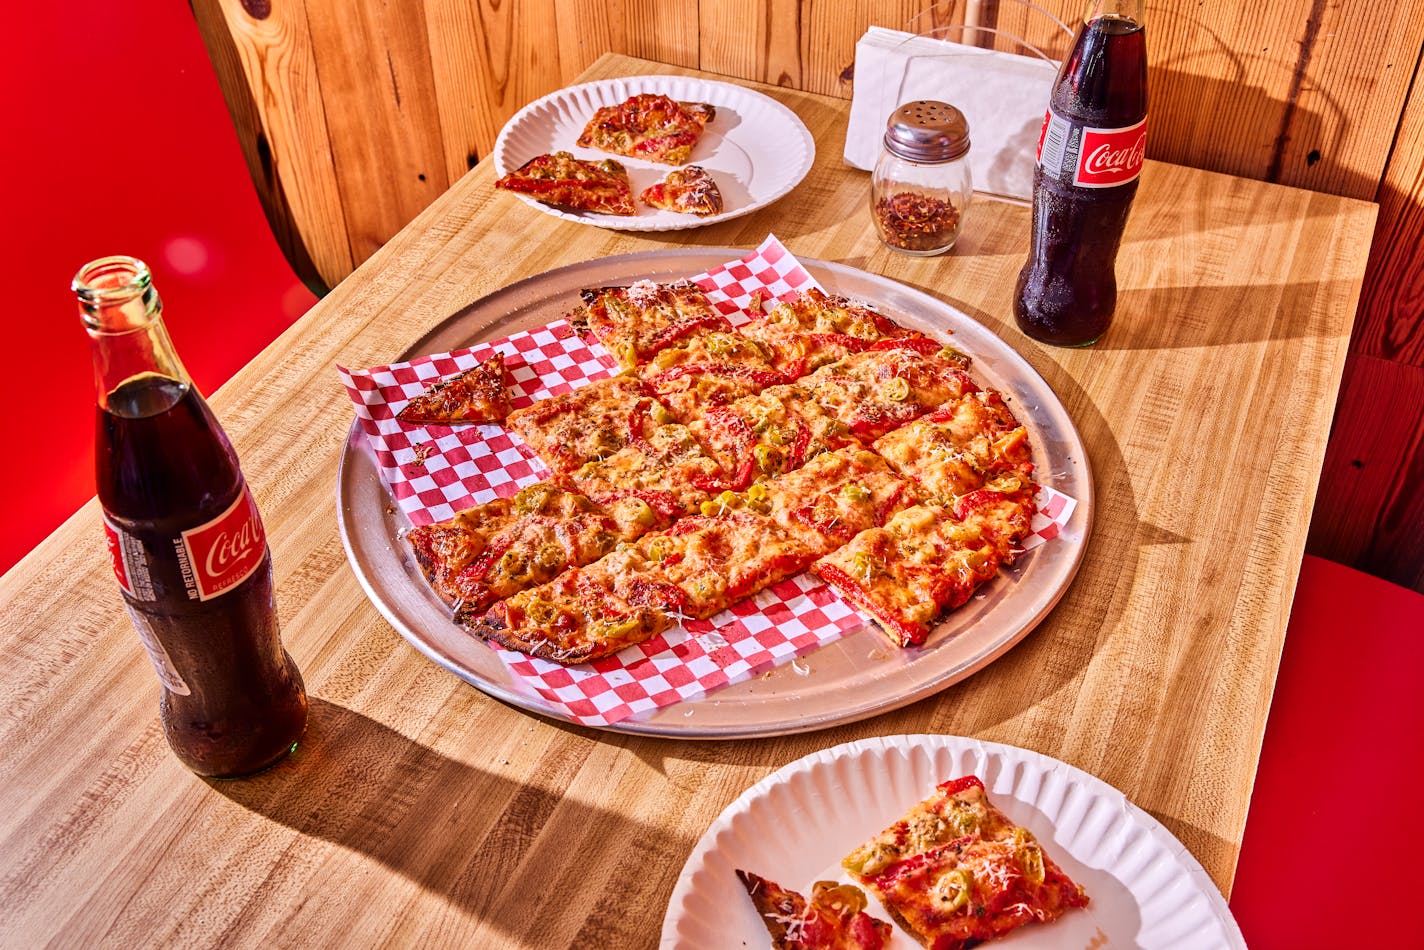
[459,534,515,584]
[868,335,940,354]
[644,363,790,388]
[787,418,813,469]
[644,313,733,357]
[624,577,690,614]
[725,550,812,601]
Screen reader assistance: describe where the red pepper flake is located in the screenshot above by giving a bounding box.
[873,191,961,251]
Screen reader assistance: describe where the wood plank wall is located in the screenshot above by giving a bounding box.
[190,0,1424,590]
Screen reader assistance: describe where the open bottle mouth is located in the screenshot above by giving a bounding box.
[73,255,159,332]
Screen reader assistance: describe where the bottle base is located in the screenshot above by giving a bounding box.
[188,738,302,780]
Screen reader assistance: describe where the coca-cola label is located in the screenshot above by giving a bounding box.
[103,515,155,601]
[179,485,267,601]
[1036,107,1147,188]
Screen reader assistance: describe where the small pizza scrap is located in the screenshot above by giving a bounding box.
[737,871,893,950]
[494,151,635,215]
[812,481,1034,647]
[636,330,787,421]
[740,288,926,378]
[576,93,715,165]
[873,391,1033,501]
[640,165,724,216]
[841,776,1088,950]
[396,353,511,425]
[404,482,623,624]
[571,281,730,370]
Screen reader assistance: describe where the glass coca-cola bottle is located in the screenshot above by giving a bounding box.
[75,255,307,778]
[1014,0,1147,346]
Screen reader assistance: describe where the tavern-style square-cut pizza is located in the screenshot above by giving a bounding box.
[405,280,1041,664]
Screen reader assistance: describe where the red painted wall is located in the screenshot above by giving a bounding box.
[2,1,315,575]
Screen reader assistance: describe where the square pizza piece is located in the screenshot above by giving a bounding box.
[738,288,926,378]
[741,447,917,556]
[405,482,626,625]
[571,281,730,370]
[565,434,727,523]
[600,508,816,621]
[688,386,864,490]
[468,561,672,665]
[811,485,1034,648]
[792,345,980,442]
[841,776,1088,950]
[505,376,679,477]
[872,390,1034,501]
[635,329,789,423]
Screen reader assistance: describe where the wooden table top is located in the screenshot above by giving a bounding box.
[0,55,1375,946]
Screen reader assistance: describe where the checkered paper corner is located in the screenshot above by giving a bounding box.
[1024,485,1076,551]
[498,574,863,727]
[694,233,822,325]
[336,320,618,527]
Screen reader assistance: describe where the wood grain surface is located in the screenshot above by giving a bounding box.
[0,56,1374,947]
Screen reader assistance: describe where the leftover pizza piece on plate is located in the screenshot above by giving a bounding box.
[396,353,511,425]
[494,151,636,215]
[404,482,625,624]
[812,478,1035,648]
[737,871,893,950]
[571,280,731,370]
[640,165,724,216]
[576,92,716,166]
[841,776,1089,950]
[739,288,926,377]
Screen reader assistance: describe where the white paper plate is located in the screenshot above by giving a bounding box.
[492,75,815,230]
[662,735,1245,949]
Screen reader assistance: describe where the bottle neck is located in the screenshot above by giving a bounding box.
[1080,0,1144,28]
[74,256,194,417]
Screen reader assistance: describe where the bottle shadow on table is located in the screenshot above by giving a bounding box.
[210,698,693,944]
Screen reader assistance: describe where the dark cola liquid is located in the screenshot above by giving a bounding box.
[99,374,306,777]
[1015,15,1147,346]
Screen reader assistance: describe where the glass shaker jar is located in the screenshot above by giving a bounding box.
[870,101,972,256]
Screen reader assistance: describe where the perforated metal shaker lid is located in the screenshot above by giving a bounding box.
[883,100,971,163]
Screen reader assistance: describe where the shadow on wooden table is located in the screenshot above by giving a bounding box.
[209,698,694,943]
[1097,279,1352,352]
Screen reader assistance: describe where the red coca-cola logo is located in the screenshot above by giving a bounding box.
[1076,119,1147,188]
[180,486,267,601]
[103,517,132,595]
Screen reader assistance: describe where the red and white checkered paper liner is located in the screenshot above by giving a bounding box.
[339,235,1077,727]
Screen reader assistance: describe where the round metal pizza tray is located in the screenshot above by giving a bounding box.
[335,248,1094,738]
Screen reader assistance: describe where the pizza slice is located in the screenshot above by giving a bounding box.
[640,165,724,216]
[494,151,636,215]
[404,481,625,624]
[396,353,512,425]
[737,871,893,950]
[811,487,1033,648]
[792,345,980,442]
[841,776,1088,950]
[873,390,1034,501]
[738,288,926,378]
[604,508,815,620]
[743,447,916,556]
[504,376,676,477]
[688,386,864,489]
[571,280,731,370]
[636,329,788,422]
[468,561,671,664]
[566,439,726,521]
[576,93,715,165]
